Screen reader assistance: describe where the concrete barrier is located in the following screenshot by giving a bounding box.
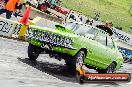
[0,17,20,37]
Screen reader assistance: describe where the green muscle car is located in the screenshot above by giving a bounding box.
[26,22,124,73]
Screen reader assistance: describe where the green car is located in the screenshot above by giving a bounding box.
[26,22,124,73]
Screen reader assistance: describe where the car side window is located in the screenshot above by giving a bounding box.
[107,35,114,48]
[96,30,107,46]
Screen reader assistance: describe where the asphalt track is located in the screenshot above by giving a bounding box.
[0,36,132,87]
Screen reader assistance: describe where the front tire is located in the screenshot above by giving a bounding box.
[97,63,115,73]
[76,71,85,84]
[72,50,86,70]
[28,43,41,61]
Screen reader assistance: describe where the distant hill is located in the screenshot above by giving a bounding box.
[62,0,132,34]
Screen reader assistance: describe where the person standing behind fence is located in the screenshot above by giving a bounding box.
[13,2,23,17]
[94,12,100,21]
[96,21,113,36]
[0,0,6,9]
[0,0,21,19]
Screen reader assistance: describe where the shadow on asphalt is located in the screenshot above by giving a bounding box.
[17,57,120,86]
[17,57,77,83]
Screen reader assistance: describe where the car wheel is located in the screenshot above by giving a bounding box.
[65,50,86,70]
[74,50,86,70]
[75,51,85,69]
[76,71,85,84]
[97,63,115,73]
[28,43,40,61]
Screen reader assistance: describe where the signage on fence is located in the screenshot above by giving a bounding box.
[12,23,22,36]
[118,46,132,62]
[112,28,132,46]
[0,17,14,37]
[0,17,21,37]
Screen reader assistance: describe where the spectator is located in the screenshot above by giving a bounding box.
[69,14,76,21]
[0,0,8,9]
[89,19,93,25]
[0,0,21,19]
[94,12,100,21]
[80,16,82,22]
[96,21,113,36]
[85,18,90,24]
[13,3,23,17]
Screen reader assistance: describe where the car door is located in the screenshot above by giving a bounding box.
[105,35,117,62]
[94,30,111,67]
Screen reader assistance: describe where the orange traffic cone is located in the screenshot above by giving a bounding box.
[20,6,31,25]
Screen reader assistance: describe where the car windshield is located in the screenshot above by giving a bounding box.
[64,22,97,37]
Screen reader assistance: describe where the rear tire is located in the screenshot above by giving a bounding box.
[28,43,41,61]
[97,63,115,73]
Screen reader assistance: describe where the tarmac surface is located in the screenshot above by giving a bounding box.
[0,37,132,87]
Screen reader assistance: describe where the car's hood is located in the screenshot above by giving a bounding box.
[26,25,80,49]
[28,25,78,38]
[27,25,96,41]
